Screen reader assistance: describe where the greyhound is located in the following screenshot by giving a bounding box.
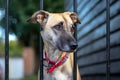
[27,10,81,80]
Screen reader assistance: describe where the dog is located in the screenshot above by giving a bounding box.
[27,10,81,80]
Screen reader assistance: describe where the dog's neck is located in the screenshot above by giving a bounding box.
[44,42,63,61]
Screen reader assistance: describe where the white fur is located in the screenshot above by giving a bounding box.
[53,71,68,80]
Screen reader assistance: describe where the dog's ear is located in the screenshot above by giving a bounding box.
[69,12,81,24]
[27,10,49,25]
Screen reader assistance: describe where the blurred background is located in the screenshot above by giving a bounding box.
[0,0,120,80]
[0,0,64,80]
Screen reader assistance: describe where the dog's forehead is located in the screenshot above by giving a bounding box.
[46,13,73,27]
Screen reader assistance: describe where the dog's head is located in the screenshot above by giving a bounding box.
[27,10,81,52]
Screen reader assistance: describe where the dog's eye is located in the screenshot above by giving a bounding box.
[54,22,63,31]
[56,25,63,30]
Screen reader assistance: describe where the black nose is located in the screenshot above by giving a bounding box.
[69,41,78,50]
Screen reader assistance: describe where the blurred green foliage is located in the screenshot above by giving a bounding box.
[9,41,22,57]
[0,38,4,56]
[22,74,37,80]
[0,40,22,57]
[0,0,64,54]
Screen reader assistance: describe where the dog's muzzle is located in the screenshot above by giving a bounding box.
[56,38,78,52]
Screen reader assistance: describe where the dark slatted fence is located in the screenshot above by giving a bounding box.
[65,0,120,80]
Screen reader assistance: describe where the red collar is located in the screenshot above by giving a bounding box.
[44,51,67,73]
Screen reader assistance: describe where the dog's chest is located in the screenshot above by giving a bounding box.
[39,64,73,80]
[52,70,72,80]
[44,70,72,80]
